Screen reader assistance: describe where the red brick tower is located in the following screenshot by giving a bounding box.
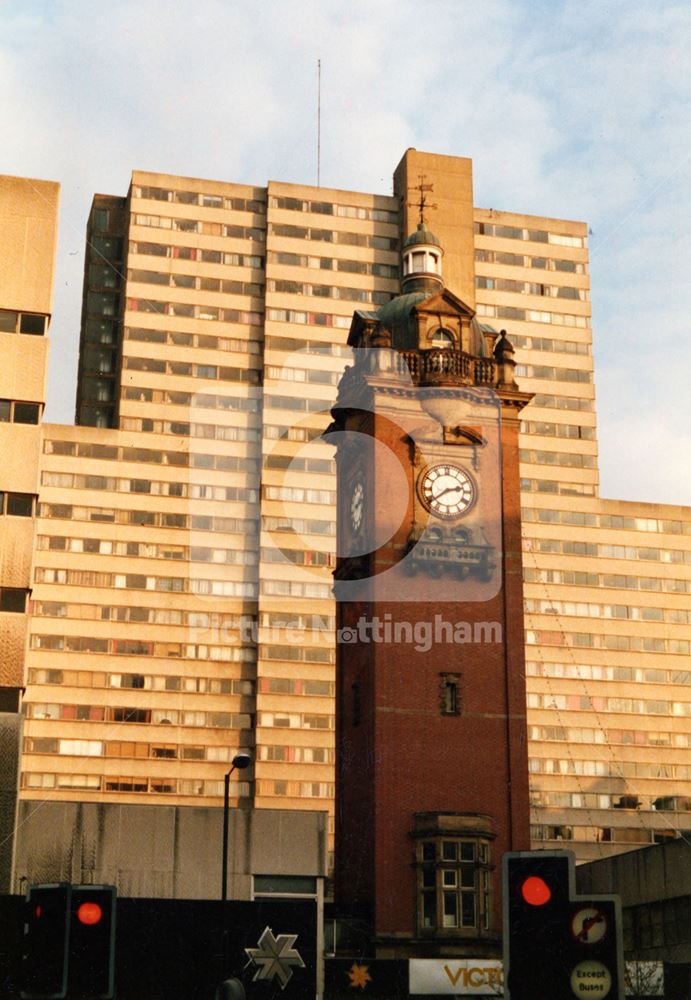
[330,225,532,959]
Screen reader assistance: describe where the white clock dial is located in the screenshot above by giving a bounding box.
[419,464,476,519]
[350,480,365,533]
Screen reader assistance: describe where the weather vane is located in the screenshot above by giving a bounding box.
[408,174,437,227]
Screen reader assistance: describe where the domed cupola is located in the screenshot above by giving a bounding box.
[401,224,444,294]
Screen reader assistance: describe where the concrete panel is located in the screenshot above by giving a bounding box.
[13,802,327,899]
[577,839,691,906]
[0,424,41,492]
[0,515,35,587]
[0,176,59,315]
[0,713,21,892]
[0,614,28,687]
[0,332,48,401]
[248,807,328,877]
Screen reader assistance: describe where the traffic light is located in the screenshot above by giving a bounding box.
[20,884,70,999]
[68,886,116,999]
[503,851,624,1000]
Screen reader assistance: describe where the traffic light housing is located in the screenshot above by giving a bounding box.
[20,885,116,1000]
[68,886,116,999]
[503,851,624,1000]
[20,884,70,999]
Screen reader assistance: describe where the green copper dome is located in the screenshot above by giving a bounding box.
[404,224,442,249]
[372,291,428,350]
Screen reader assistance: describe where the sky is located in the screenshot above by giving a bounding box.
[1,0,689,506]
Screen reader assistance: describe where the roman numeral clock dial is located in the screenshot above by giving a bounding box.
[419,463,476,519]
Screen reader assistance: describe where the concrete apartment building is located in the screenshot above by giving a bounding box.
[2,150,689,891]
[0,175,59,885]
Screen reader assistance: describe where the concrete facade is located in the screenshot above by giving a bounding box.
[577,837,691,999]
[0,175,59,890]
[12,801,327,900]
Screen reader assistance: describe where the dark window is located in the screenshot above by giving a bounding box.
[441,675,461,715]
[0,400,10,421]
[129,511,155,526]
[14,402,41,425]
[122,674,146,689]
[254,875,316,895]
[93,208,109,230]
[19,314,46,335]
[0,589,28,613]
[92,236,123,259]
[7,493,34,517]
[417,834,491,932]
[112,707,151,724]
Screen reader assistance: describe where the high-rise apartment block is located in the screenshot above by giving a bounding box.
[0,175,59,886]
[4,150,690,892]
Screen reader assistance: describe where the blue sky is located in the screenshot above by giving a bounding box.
[1,0,689,504]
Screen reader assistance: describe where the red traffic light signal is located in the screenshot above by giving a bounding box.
[520,875,551,906]
[76,902,103,926]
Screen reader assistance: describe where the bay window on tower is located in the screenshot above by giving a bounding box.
[413,813,495,938]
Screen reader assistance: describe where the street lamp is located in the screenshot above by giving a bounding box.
[221,752,251,903]
[219,753,252,992]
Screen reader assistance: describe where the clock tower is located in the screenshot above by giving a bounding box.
[328,224,533,960]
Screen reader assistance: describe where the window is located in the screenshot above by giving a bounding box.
[254,875,317,897]
[5,493,34,517]
[0,310,47,335]
[414,815,492,935]
[429,328,455,348]
[112,707,151,724]
[441,675,460,715]
[20,314,47,335]
[0,588,28,613]
[0,400,41,424]
[0,310,17,332]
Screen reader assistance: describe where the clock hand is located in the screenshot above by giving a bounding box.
[434,484,463,500]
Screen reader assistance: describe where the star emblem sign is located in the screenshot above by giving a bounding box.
[245,926,305,990]
[348,963,372,989]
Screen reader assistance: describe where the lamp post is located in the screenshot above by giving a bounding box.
[219,752,251,995]
[221,752,251,903]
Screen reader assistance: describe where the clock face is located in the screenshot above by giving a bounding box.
[350,480,365,533]
[419,463,476,519]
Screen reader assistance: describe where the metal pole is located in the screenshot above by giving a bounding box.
[222,769,230,903]
[317,59,321,187]
[218,755,250,990]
